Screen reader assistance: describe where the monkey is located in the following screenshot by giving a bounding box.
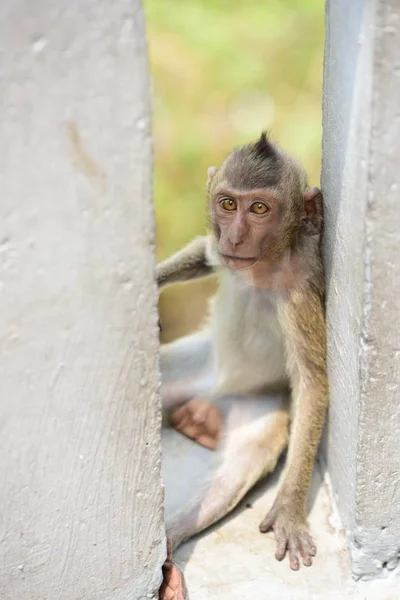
[157,132,328,598]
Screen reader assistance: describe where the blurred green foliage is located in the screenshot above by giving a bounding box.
[144,0,324,260]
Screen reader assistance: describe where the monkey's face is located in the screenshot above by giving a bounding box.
[211,188,285,270]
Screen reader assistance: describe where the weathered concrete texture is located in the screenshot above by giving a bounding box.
[322,0,400,579]
[0,1,165,599]
[174,455,400,599]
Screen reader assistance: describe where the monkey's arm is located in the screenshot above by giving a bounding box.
[156,236,215,289]
[260,287,328,570]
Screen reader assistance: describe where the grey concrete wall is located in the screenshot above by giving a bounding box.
[0,1,165,598]
[322,0,400,580]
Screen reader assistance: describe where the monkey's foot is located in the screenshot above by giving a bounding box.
[170,398,222,450]
[259,505,317,571]
[159,559,188,600]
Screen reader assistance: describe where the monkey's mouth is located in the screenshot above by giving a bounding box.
[221,254,258,270]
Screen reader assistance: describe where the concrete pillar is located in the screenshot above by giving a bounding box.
[322,0,400,580]
[0,1,165,598]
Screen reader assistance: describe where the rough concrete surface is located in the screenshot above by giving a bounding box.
[322,0,400,579]
[175,459,400,599]
[0,1,165,598]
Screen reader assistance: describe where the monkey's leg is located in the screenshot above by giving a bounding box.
[160,394,288,600]
[163,393,289,547]
[160,329,215,410]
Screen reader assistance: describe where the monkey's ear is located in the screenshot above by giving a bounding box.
[300,187,323,236]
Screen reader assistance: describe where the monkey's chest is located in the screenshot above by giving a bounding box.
[211,284,287,394]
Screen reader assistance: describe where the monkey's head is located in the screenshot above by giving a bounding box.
[207,132,322,270]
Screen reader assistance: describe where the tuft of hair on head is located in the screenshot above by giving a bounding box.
[252,130,277,161]
[217,130,281,192]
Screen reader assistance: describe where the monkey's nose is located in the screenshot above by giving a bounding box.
[228,238,244,249]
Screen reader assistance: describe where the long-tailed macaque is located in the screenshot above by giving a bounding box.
[157,133,328,599]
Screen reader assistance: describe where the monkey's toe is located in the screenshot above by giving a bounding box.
[297,531,317,567]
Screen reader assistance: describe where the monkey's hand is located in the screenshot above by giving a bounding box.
[259,502,316,571]
[170,397,222,450]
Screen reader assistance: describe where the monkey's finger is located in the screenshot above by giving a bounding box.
[171,412,194,438]
[301,555,312,567]
[191,398,216,425]
[259,512,274,533]
[180,423,201,441]
[309,542,317,556]
[191,404,207,425]
[171,406,195,432]
[299,536,316,566]
[299,544,313,567]
[170,413,188,432]
[197,433,219,450]
[170,406,186,425]
[274,537,288,561]
[288,538,300,571]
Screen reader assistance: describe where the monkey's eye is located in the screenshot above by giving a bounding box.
[220,198,237,211]
[250,202,269,215]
